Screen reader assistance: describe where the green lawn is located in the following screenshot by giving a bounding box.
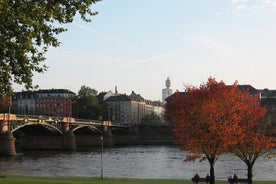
[0,175,275,184]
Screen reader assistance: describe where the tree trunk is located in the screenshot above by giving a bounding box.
[209,159,215,184]
[247,163,253,184]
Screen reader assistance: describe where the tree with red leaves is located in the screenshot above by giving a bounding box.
[165,78,270,184]
[228,93,275,184]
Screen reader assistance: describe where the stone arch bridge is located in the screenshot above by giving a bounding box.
[0,113,133,156]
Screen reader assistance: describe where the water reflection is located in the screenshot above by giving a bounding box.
[0,146,275,180]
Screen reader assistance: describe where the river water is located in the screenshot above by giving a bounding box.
[0,145,275,180]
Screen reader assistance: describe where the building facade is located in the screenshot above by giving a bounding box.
[260,88,276,113]
[13,91,36,115]
[35,89,75,117]
[104,91,164,125]
[13,89,75,117]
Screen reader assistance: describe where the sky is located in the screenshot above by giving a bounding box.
[14,0,276,101]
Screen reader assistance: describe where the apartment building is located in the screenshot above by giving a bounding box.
[35,89,75,117]
[260,88,276,113]
[13,91,36,115]
[104,91,164,125]
[13,89,75,117]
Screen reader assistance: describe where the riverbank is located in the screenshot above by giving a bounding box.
[0,175,275,184]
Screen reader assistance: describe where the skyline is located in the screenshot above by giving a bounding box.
[13,0,276,101]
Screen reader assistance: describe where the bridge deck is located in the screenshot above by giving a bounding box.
[0,113,128,128]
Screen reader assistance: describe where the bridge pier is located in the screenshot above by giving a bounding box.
[0,117,16,156]
[103,129,113,147]
[62,130,76,150]
[0,131,16,156]
[61,118,76,150]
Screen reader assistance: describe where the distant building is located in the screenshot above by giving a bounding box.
[259,88,276,113]
[162,77,173,104]
[165,84,261,105]
[103,91,164,125]
[237,85,260,97]
[13,91,36,115]
[12,89,76,117]
[35,89,75,117]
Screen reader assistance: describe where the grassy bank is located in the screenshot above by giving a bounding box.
[0,175,275,184]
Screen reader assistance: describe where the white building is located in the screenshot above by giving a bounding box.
[13,91,36,115]
[104,91,164,125]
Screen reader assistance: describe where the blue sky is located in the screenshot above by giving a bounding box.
[14,0,276,101]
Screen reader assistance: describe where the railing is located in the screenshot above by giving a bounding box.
[1,113,115,126]
[0,114,133,133]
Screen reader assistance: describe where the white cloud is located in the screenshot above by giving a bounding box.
[193,36,239,62]
[231,0,249,3]
[271,1,276,10]
[236,4,247,11]
[227,0,276,15]
[263,0,272,4]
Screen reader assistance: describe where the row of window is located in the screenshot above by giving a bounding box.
[36,103,63,107]
[18,99,70,104]
[41,108,64,112]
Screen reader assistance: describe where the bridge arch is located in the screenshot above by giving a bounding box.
[12,123,63,139]
[72,125,103,135]
[110,127,129,135]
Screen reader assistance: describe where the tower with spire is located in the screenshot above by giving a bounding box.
[162,77,173,104]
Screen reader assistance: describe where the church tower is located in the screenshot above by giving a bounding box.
[162,77,173,104]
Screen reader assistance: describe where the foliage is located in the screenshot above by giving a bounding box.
[165,77,269,184]
[75,85,103,120]
[0,0,100,95]
[229,107,276,184]
[141,113,162,124]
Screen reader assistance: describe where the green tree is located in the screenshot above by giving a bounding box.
[0,0,100,95]
[76,85,103,120]
[141,113,162,124]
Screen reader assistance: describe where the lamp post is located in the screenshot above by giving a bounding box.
[100,135,103,179]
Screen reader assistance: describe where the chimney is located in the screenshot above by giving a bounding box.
[115,86,118,94]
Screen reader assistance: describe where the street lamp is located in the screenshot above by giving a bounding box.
[100,135,103,179]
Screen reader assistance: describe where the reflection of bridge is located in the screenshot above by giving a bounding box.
[0,113,132,156]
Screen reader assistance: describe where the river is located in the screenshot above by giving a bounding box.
[0,145,275,180]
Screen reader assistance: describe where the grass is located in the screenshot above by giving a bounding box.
[0,175,275,184]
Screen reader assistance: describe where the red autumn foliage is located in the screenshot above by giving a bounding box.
[165,77,272,184]
[229,93,276,184]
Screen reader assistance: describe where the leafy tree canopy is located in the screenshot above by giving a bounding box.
[0,0,100,95]
[76,85,103,120]
[229,107,275,184]
[165,77,269,184]
[141,113,162,125]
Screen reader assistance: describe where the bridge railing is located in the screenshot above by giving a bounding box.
[16,114,63,122]
[1,113,117,131]
[74,118,103,124]
[15,114,112,127]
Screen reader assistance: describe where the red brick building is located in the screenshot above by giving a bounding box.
[35,89,75,117]
[13,89,75,117]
